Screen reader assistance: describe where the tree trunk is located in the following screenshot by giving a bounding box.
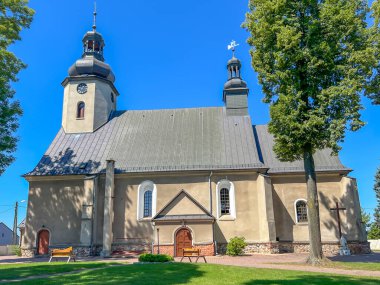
[303,144,323,265]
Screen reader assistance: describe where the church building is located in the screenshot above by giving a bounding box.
[21,19,369,257]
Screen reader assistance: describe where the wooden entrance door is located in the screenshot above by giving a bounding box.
[176,228,192,256]
[37,230,49,255]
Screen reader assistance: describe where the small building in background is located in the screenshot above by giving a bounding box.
[0,222,18,246]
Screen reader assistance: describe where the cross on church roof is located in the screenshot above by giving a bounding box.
[92,1,97,32]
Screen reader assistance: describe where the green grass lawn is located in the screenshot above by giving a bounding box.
[0,262,120,281]
[5,262,379,285]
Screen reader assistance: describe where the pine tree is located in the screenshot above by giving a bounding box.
[245,0,380,264]
[374,168,380,226]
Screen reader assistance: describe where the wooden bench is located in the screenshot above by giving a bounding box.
[180,248,207,263]
[49,246,76,263]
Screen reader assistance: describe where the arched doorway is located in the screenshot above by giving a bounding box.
[175,228,192,257]
[37,230,50,255]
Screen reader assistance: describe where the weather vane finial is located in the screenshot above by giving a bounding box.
[228,40,239,58]
[92,1,97,31]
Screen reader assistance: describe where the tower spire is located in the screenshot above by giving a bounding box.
[92,1,97,32]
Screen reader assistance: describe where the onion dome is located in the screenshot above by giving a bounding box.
[68,10,115,83]
[223,56,247,90]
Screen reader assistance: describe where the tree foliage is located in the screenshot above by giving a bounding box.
[374,167,380,225]
[0,0,34,175]
[366,1,380,104]
[244,0,380,264]
[245,0,379,161]
[361,208,371,231]
[367,223,380,239]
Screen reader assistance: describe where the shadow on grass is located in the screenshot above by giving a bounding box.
[242,275,379,285]
[21,263,204,285]
[0,262,113,281]
[18,263,379,285]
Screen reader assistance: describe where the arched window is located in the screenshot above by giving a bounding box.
[295,200,308,223]
[143,190,152,218]
[216,180,236,219]
[77,102,85,119]
[137,181,157,220]
[220,188,230,215]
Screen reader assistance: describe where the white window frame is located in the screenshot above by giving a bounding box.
[294,199,308,224]
[216,179,236,220]
[137,181,157,220]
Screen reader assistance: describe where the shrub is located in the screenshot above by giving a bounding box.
[10,245,21,257]
[138,253,174,263]
[226,236,247,256]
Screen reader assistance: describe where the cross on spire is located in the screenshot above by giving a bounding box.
[92,1,97,32]
[228,40,239,58]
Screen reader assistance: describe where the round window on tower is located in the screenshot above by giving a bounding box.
[111,92,114,103]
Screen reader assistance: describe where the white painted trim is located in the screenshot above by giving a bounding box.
[216,179,236,220]
[137,181,157,221]
[294,199,308,224]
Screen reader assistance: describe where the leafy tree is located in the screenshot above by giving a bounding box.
[0,0,34,175]
[245,0,380,264]
[366,1,380,105]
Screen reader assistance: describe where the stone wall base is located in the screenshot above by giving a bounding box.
[21,243,151,258]
[217,241,371,255]
[277,241,371,255]
[21,241,371,257]
[153,243,215,257]
[21,248,34,258]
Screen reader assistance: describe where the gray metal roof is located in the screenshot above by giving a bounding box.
[26,107,265,176]
[254,125,350,174]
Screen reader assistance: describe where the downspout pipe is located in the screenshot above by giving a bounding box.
[209,171,217,255]
[209,171,213,214]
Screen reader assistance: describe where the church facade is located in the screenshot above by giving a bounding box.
[21,24,369,257]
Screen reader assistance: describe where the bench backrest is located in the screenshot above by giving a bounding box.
[183,248,200,256]
[52,246,73,254]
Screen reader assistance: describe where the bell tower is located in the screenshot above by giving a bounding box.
[61,8,119,134]
[223,41,249,116]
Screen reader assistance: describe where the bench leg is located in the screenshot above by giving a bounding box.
[67,256,71,263]
[48,256,53,263]
[188,257,192,263]
[203,256,207,263]
[195,256,199,263]
[180,256,184,262]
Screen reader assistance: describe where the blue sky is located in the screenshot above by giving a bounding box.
[0,0,379,230]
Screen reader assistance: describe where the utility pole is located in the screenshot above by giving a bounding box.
[12,201,18,245]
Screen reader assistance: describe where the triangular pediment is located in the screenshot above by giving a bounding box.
[153,190,214,221]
